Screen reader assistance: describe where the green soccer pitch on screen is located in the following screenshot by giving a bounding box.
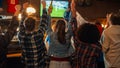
[40,1,68,18]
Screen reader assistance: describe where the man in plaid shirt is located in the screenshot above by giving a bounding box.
[18,1,51,68]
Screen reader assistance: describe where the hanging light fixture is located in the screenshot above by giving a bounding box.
[26,5,36,15]
[26,0,36,15]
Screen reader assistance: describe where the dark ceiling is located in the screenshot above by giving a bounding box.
[75,0,120,19]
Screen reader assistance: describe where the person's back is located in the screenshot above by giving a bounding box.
[48,32,72,57]
[47,19,74,68]
[73,23,102,68]
[100,12,120,68]
[74,40,101,68]
[102,25,120,64]
[18,1,51,68]
[18,29,47,68]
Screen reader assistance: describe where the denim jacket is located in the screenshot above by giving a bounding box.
[47,17,74,58]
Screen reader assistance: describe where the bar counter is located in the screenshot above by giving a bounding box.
[7,38,22,58]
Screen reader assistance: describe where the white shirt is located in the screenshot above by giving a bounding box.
[100,25,120,68]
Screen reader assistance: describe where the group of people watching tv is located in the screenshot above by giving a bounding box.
[0,0,120,68]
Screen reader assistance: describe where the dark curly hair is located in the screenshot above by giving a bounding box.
[76,23,100,44]
[24,17,36,31]
[110,12,120,25]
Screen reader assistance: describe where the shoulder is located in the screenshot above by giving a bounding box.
[91,44,101,50]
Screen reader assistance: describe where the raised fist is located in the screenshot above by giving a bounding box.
[42,0,46,9]
[23,2,29,9]
[0,8,3,12]
[15,5,21,11]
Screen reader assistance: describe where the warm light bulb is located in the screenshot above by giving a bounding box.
[104,24,107,28]
[17,27,19,31]
[101,24,104,28]
[26,6,36,15]
[102,24,107,29]
[18,13,22,20]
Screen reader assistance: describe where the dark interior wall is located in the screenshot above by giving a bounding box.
[75,0,120,19]
[31,0,40,18]
[0,0,120,19]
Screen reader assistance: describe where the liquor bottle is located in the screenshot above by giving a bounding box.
[49,0,53,10]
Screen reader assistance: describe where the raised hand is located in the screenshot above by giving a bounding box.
[42,0,46,9]
[106,13,112,26]
[14,5,21,16]
[23,2,29,9]
[0,8,3,12]
[15,5,21,12]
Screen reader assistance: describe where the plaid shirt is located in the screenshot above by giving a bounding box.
[70,17,102,68]
[72,37,102,68]
[18,9,49,68]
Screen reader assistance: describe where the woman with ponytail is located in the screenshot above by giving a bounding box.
[47,19,74,68]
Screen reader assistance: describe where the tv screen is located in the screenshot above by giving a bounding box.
[40,0,69,18]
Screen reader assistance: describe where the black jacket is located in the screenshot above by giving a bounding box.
[0,16,19,66]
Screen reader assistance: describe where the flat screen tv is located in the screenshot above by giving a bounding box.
[40,0,69,18]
